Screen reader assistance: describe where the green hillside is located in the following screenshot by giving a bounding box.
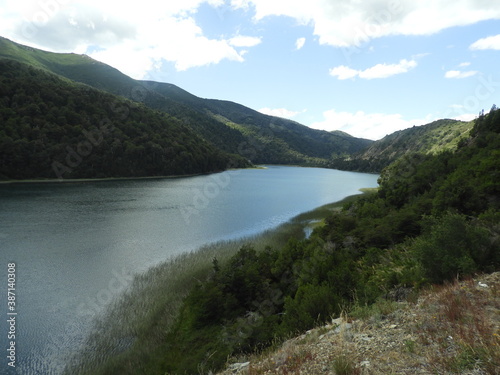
[144,81,373,163]
[0,36,373,165]
[330,118,474,172]
[66,106,500,375]
[0,59,249,180]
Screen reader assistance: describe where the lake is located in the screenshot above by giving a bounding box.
[0,166,378,374]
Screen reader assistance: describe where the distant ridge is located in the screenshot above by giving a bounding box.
[329,118,474,172]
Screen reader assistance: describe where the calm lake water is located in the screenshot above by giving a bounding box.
[0,166,378,374]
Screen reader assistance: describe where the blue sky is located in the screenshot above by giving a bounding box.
[1,0,499,139]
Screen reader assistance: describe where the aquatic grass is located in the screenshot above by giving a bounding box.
[64,226,307,374]
[65,239,245,375]
[65,191,371,375]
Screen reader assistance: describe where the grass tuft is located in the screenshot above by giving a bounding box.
[331,354,360,375]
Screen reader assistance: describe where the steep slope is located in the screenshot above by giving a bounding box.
[0,58,249,180]
[143,81,373,162]
[220,273,500,375]
[330,119,474,172]
[0,36,373,164]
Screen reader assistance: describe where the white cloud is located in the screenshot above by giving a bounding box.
[444,105,477,123]
[470,34,500,50]
[295,37,306,50]
[229,35,262,47]
[452,113,477,122]
[444,70,478,79]
[231,0,500,47]
[309,109,433,140]
[0,0,259,78]
[360,59,417,79]
[258,107,304,119]
[329,65,359,80]
[330,59,417,80]
[458,62,471,67]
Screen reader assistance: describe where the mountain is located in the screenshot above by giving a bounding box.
[329,118,474,172]
[0,58,249,180]
[0,36,373,166]
[140,81,374,163]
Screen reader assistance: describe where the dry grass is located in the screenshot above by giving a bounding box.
[247,344,315,375]
[220,273,500,375]
[417,275,500,374]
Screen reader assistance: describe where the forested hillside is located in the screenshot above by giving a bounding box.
[161,108,499,374]
[70,107,499,374]
[330,118,474,172]
[0,59,249,180]
[0,36,373,166]
[143,81,373,163]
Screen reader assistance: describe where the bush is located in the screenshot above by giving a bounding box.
[281,283,340,333]
[412,213,496,283]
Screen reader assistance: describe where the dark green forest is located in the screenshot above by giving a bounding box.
[0,59,249,180]
[80,108,499,375]
[0,36,374,168]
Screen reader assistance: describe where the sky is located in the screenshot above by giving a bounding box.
[0,0,499,140]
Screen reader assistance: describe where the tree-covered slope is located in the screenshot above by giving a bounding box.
[330,118,474,172]
[68,107,499,375]
[144,81,373,162]
[0,36,373,165]
[0,59,249,180]
[156,107,499,374]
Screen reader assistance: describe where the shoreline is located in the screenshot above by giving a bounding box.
[0,172,220,185]
[0,166,269,185]
[0,165,376,185]
[66,187,378,374]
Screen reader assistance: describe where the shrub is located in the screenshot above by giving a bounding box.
[412,213,495,283]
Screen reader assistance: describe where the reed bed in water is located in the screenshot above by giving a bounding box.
[65,191,371,375]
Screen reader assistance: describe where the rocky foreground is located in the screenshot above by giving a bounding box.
[220,273,500,375]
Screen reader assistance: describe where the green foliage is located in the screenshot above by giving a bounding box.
[0,59,249,179]
[59,63,499,374]
[142,107,499,374]
[0,36,373,168]
[331,355,360,375]
[412,214,482,283]
[330,119,474,173]
[282,283,339,332]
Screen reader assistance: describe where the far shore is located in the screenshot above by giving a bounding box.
[0,165,273,185]
[0,173,210,185]
[0,169,250,185]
